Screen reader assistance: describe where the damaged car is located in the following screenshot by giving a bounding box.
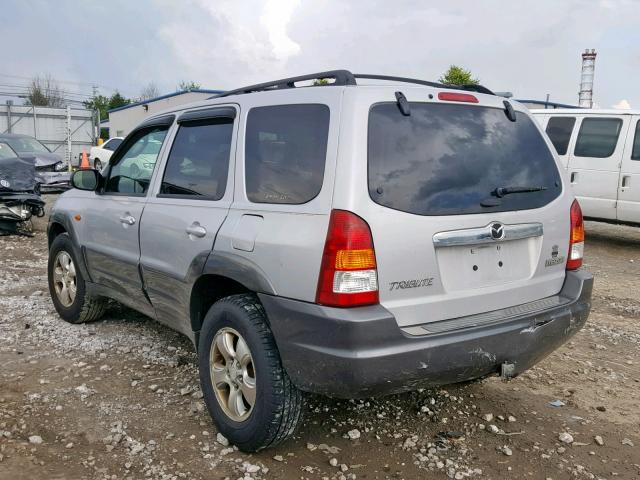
[0,133,71,192]
[0,146,45,235]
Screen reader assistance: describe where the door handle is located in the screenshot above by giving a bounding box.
[119,214,136,225]
[186,222,207,238]
[570,172,578,184]
[622,175,631,188]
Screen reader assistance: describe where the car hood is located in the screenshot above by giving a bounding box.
[0,157,39,193]
[18,151,62,167]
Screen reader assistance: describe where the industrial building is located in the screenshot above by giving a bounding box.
[103,89,223,137]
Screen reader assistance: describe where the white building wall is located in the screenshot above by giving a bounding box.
[108,92,216,137]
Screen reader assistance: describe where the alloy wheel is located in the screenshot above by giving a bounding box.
[52,251,77,307]
[210,327,256,422]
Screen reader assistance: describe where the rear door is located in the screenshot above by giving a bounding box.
[83,118,172,310]
[567,115,629,220]
[617,116,640,223]
[139,106,238,336]
[357,94,570,328]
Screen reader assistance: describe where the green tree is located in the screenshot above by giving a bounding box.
[438,65,479,86]
[313,78,329,86]
[177,80,201,91]
[83,94,110,120]
[107,91,130,110]
[83,91,131,121]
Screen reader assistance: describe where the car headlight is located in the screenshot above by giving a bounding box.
[54,161,67,172]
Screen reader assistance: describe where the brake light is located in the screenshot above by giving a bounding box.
[567,200,584,270]
[316,210,379,307]
[437,92,479,103]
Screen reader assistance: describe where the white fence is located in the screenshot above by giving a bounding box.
[0,103,98,166]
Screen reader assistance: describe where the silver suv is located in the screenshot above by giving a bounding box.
[47,70,593,452]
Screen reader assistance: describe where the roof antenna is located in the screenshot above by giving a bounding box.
[395,91,411,116]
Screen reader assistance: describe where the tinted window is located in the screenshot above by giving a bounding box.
[160,119,233,198]
[104,138,123,151]
[545,117,575,155]
[632,120,640,161]
[368,103,561,216]
[245,104,329,204]
[105,127,168,194]
[574,117,622,158]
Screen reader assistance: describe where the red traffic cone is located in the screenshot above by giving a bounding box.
[80,150,90,170]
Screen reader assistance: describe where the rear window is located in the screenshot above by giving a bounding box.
[368,103,561,216]
[574,117,622,158]
[545,117,575,155]
[245,104,329,204]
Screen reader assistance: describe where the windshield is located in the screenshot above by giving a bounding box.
[0,142,18,160]
[6,136,50,154]
[368,102,561,216]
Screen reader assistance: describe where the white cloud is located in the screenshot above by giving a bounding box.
[612,99,631,109]
[260,0,301,60]
[4,0,640,109]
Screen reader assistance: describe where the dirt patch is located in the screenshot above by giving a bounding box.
[1,220,639,479]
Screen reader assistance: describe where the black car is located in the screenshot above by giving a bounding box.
[0,133,70,191]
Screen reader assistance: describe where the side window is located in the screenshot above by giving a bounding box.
[105,127,168,195]
[245,104,330,204]
[160,118,233,199]
[632,120,640,161]
[103,138,123,151]
[545,117,575,155]
[0,142,16,159]
[574,117,622,158]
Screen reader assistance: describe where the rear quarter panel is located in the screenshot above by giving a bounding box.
[214,88,344,302]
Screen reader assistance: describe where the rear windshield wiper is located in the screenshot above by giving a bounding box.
[492,186,547,198]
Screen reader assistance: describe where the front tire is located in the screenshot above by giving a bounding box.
[94,158,102,170]
[198,294,304,452]
[48,233,107,324]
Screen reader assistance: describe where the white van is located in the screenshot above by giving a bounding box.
[531,109,640,225]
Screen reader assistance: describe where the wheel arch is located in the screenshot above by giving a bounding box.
[47,212,92,283]
[189,274,251,334]
[48,221,67,248]
[190,252,277,335]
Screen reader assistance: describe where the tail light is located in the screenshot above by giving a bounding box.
[437,92,479,103]
[567,200,584,270]
[316,210,379,307]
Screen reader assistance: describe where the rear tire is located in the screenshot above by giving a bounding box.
[198,294,304,452]
[94,159,102,170]
[48,233,107,324]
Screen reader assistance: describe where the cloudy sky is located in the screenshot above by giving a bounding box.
[3,0,640,108]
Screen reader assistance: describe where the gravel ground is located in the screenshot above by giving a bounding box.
[1,218,639,480]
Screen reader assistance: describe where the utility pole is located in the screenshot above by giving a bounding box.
[66,105,72,172]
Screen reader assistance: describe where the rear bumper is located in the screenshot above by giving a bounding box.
[260,270,593,398]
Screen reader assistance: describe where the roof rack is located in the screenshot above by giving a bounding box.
[353,74,494,95]
[211,69,494,99]
[213,70,356,99]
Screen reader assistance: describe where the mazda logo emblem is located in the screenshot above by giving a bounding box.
[490,222,505,240]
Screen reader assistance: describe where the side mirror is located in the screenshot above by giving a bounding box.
[71,169,100,191]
